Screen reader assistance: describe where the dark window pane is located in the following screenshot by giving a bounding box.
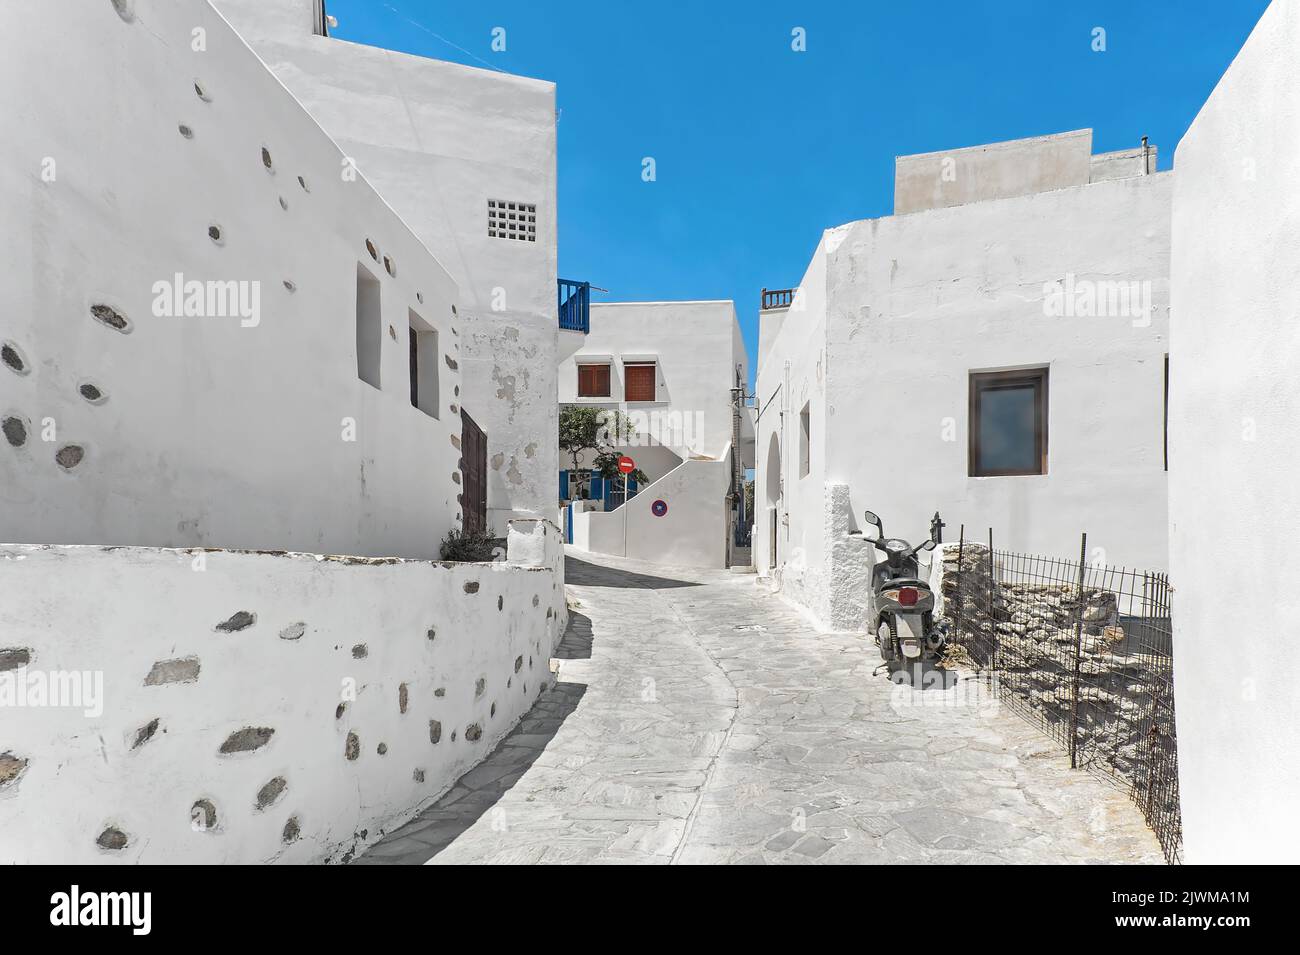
[978,384,1038,472]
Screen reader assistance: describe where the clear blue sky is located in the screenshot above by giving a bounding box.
[330,0,1271,388]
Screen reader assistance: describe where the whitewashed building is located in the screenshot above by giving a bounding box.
[215,0,565,531]
[558,301,753,568]
[1168,0,1300,864]
[756,129,1171,629]
[0,0,565,864]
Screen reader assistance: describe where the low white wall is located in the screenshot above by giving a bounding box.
[0,528,564,864]
[566,454,730,568]
[1168,0,1300,864]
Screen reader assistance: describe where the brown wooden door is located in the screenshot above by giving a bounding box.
[460,409,488,536]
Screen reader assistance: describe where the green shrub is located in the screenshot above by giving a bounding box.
[439,526,500,562]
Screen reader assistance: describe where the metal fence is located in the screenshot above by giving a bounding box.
[943,527,1182,864]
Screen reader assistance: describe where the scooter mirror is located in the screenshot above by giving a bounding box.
[863,510,882,528]
[922,539,937,551]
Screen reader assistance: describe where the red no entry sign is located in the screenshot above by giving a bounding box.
[617,455,635,474]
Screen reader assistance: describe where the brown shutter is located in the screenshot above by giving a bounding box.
[578,364,610,397]
[624,363,656,402]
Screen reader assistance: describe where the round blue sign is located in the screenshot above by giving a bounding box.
[651,499,668,517]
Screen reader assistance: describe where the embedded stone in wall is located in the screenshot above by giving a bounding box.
[55,445,85,470]
[427,627,436,641]
[279,622,306,641]
[514,655,523,673]
[474,677,486,698]
[433,687,445,698]
[215,611,256,632]
[282,816,300,843]
[345,732,360,760]
[377,743,388,755]
[2,416,27,447]
[0,647,32,671]
[352,644,368,659]
[2,342,29,373]
[256,776,287,810]
[398,683,408,714]
[191,799,218,831]
[463,582,479,594]
[143,656,200,686]
[428,720,442,744]
[89,304,130,332]
[131,718,160,750]
[498,595,504,611]
[218,726,274,754]
[96,827,128,851]
[0,752,28,790]
[465,723,482,742]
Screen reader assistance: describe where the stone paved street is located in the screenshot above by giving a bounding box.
[355,551,1162,865]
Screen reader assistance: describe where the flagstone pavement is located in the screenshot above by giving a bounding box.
[354,550,1162,865]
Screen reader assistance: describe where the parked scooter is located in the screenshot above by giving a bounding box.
[856,510,946,665]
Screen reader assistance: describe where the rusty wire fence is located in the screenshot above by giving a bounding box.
[942,527,1182,864]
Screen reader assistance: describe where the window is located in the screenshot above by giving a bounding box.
[355,264,382,389]
[969,368,1048,476]
[487,199,537,242]
[624,362,656,402]
[409,309,439,419]
[577,363,611,398]
[799,402,811,478]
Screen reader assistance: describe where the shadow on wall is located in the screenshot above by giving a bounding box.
[563,554,702,591]
[352,682,587,865]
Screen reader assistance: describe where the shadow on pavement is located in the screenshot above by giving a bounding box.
[554,610,593,660]
[352,681,587,865]
[564,554,702,590]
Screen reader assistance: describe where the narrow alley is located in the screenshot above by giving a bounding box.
[357,553,1161,865]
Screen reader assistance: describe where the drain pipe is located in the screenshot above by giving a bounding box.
[1141,136,1151,175]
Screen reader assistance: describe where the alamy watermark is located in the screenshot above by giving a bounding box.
[152,273,261,327]
[0,667,103,718]
[1043,273,1152,327]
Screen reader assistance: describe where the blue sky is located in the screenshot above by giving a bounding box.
[330,0,1271,387]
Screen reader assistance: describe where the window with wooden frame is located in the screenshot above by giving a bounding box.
[577,363,611,398]
[969,368,1048,476]
[624,362,657,402]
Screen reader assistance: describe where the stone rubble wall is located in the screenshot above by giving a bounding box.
[0,523,565,864]
[938,543,1172,786]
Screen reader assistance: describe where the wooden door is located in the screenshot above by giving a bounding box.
[460,409,488,536]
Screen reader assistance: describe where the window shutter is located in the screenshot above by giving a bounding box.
[624,363,656,401]
[578,364,610,397]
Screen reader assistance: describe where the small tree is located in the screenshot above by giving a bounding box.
[559,406,648,493]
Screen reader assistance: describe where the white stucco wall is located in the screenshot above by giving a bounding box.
[1167,0,1300,864]
[0,533,564,864]
[575,454,731,568]
[829,171,1172,582]
[0,0,463,558]
[754,235,833,617]
[214,0,561,530]
[758,142,1170,631]
[560,302,746,466]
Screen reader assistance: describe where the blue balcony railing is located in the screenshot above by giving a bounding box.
[558,279,590,333]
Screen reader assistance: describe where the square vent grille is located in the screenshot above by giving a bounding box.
[488,200,537,241]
